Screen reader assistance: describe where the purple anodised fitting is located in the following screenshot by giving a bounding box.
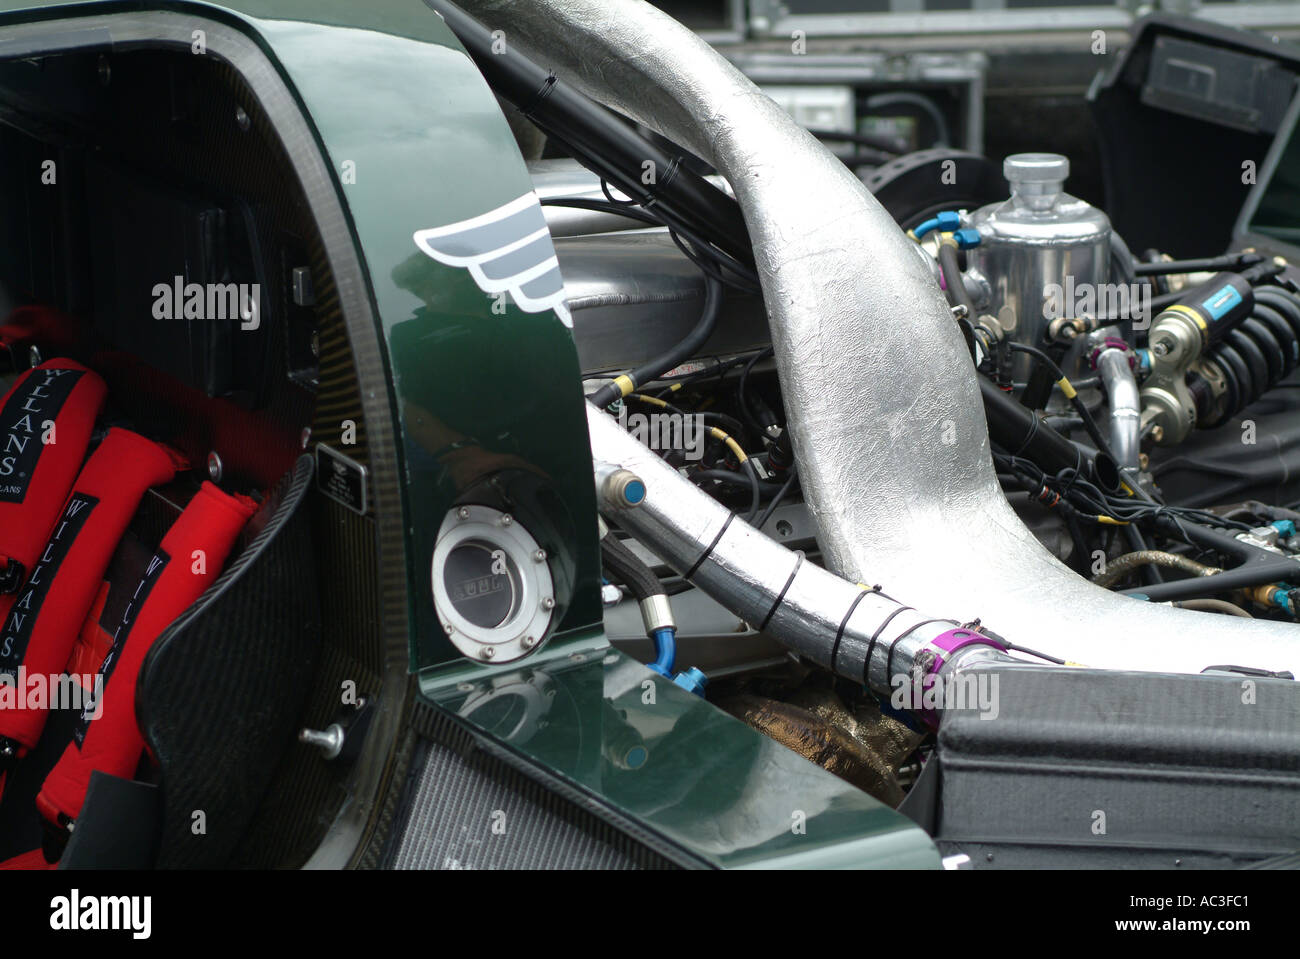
[1088,338,1134,371]
[914,628,1007,729]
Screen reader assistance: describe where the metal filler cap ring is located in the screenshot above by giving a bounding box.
[1004,152,1069,185]
[432,504,555,664]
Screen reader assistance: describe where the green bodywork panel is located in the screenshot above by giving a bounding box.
[0,0,940,868]
[425,647,939,869]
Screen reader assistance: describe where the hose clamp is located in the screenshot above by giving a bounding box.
[916,628,1008,729]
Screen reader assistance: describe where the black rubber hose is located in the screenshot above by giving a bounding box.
[1120,556,1299,602]
[1119,516,1298,601]
[690,468,782,494]
[588,275,725,409]
[1006,342,1119,467]
[1132,252,1264,276]
[600,533,663,602]
[937,240,975,315]
[937,239,979,360]
[980,377,1121,492]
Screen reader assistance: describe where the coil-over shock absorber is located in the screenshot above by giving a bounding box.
[1188,284,1300,429]
[1139,264,1295,444]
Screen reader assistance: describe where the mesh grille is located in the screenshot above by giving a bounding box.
[386,705,685,870]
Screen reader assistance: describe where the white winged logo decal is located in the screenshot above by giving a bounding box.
[413,193,571,327]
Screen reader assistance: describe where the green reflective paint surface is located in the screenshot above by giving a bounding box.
[424,647,941,869]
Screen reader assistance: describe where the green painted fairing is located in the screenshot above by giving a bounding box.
[425,647,941,869]
[242,9,604,670]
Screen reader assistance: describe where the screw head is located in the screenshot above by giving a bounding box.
[235,105,250,131]
[480,646,495,660]
[456,682,475,693]
[443,623,454,635]
[500,514,513,527]
[533,549,547,563]
[521,635,537,650]
[457,506,470,521]
[207,451,223,482]
[540,597,555,611]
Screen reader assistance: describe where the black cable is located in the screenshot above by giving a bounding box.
[651,351,760,394]
[540,197,759,294]
[1001,641,1067,665]
[539,195,662,227]
[994,444,1252,534]
[1006,343,1119,466]
[689,468,781,495]
[661,212,762,292]
[1063,510,1093,575]
[753,469,799,531]
[588,275,725,408]
[736,346,775,437]
[425,0,754,267]
[600,177,638,207]
[666,224,758,294]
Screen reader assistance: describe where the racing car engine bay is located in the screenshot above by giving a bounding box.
[0,0,1298,873]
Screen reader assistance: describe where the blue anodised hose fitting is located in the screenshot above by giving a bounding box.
[911,210,961,240]
[672,666,708,696]
[648,626,677,677]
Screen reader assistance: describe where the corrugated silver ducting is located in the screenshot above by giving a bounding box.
[463,0,1300,676]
